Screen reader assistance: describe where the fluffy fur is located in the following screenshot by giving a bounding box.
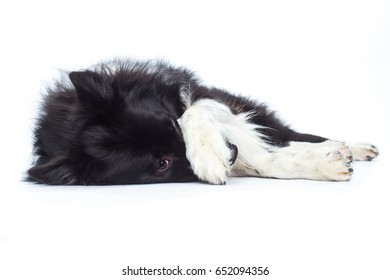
[28,59,379,185]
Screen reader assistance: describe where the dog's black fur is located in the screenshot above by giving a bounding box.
[28,59,326,185]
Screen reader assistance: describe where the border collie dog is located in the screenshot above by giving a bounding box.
[28,59,379,185]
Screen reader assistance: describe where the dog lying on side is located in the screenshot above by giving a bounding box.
[27,59,379,185]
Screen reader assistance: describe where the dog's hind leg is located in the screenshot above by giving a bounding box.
[282,132,379,162]
[236,139,379,181]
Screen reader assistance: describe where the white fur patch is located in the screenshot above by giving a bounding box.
[178,99,270,184]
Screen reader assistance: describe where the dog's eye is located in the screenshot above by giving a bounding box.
[157,158,171,172]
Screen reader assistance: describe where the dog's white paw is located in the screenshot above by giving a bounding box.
[192,153,229,185]
[311,142,354,181]
[347,142,379,161]
[187,139,234,185]
[178,99,240,185]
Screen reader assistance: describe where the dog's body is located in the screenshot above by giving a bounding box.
[28,59,378,185]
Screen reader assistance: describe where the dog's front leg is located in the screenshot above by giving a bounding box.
[178,100,237,185]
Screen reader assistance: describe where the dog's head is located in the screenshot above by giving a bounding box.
[28,69,197,184]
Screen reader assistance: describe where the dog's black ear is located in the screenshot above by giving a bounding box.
[69,71,112,104]
[27,156,77,185]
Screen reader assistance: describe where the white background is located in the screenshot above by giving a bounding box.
[0,0,389,279]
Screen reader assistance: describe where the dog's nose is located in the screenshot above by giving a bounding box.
[226,141,238,166]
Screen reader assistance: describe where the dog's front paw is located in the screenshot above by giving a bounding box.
[347,142,379,161]
[188,141,237,185]
[178,99,240,185]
